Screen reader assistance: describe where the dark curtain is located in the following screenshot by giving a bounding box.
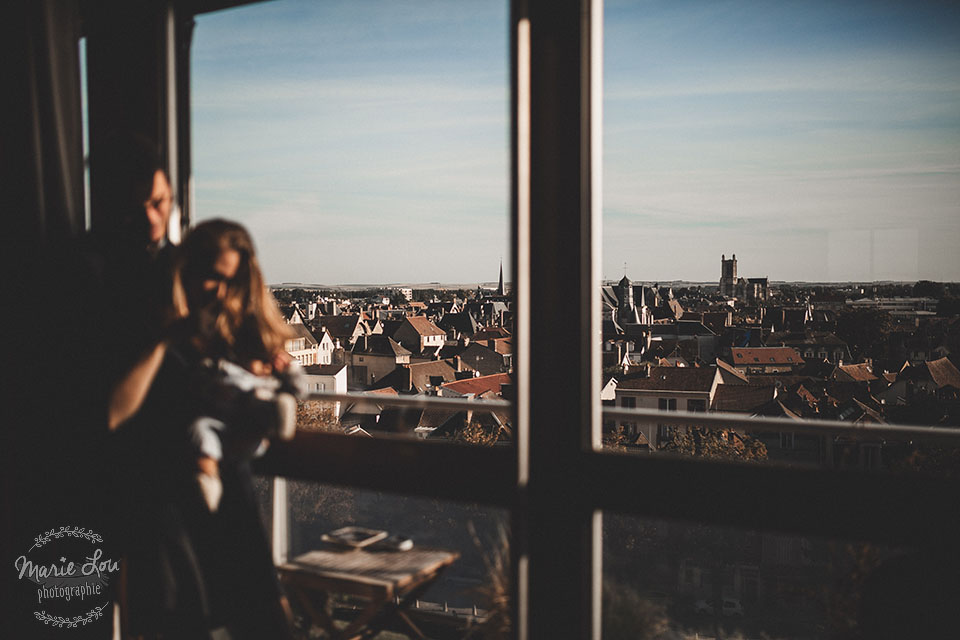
[1,0,84,243]
[1,2,87,637]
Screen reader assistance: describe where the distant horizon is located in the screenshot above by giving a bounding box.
[268,277,958,291]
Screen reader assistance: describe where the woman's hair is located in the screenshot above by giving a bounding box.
[172,219,292,360]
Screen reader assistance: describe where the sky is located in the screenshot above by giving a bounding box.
[192,0,960,285]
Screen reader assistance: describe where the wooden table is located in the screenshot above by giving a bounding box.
[278,546,459,640]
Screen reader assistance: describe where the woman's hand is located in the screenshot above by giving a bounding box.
[271,351,292,373]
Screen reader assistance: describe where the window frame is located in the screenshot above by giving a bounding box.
[168,2,960,638]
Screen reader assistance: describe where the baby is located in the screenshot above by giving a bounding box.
[187,354,306,512]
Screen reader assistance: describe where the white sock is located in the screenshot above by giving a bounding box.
[275,393,297,441]
[197,472,223,512]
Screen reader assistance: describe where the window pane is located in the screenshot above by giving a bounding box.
[192,0,511,444]
[603,513,953,639]
[600,1,960,475]
[285,481,510,639]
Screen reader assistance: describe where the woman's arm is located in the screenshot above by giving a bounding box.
[108,341,168,430]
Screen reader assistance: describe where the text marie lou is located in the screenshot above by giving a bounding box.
[14,549,119,582]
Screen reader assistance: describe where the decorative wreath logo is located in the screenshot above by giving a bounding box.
[14,525,119,630]
[30,526,104,551]
[35,604,109,628]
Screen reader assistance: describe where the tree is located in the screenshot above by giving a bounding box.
[455,420,507,446]
[835,308,893,361]
[602,580,670,640]
[913,280,945,299]
[296,400,340,432]
[660,426,768,462]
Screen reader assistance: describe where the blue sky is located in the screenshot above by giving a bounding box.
[193,0,960,284]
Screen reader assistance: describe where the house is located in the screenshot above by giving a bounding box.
[285,323,321,366]
[315,328,335,365]
[302,363,348,419]
[436,311,479,342]
[349,334,411,386]
[613,366,720,449]
[729,347,804,375]
[879,357,960,406]
[762,306,811,333]
[283,303,308,326]
[459,340,512,376]
[766,330,851,364]
[392,316,447,355]
[716,358,750,385]
[315,314,369,348]
[371,358,474,394]
[682,309,732,336]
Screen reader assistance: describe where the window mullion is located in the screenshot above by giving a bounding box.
[521,0,601,638]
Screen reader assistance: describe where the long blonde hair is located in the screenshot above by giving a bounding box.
[172,219,291,360]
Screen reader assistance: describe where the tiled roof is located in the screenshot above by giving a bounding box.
[472,326,511,341]
[379,319,404,338]
[367,387,399,395]
[711,385,775,413]
[405,316,446,336]
[353,335,411,358]
[925,357,960,390]
[731,347,804,365]
[441,373,511,397]
[833,363,878,383]
[617,366,715,393]
[317,314,361,338]
[488,338,512,355]
[372,359,472,393]
[437,311,478,336]
[289,322,319,346]
[716,358,749,384]
[745,375,809,388]
[303,363,346,376]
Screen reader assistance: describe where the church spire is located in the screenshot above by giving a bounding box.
[496,259,505,296]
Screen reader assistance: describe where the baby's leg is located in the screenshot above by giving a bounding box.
[188,417,225,511]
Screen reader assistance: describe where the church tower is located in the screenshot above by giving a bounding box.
[720,254,738,297]
[617,275,636,324]
[496,260,505,296]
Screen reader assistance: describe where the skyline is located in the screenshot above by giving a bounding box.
[192,0,960,284]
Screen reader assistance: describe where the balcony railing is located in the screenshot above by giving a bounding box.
[304,390,960,444]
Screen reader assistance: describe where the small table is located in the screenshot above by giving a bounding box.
[278,546,459,640]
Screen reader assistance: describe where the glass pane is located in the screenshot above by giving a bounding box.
[603,513,953,639]
[192,0,512,443]
[600,1,960,473]
[285,481,510,639]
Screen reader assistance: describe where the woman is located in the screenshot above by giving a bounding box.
[111,219,295,640]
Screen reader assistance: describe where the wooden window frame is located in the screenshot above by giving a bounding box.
[159,2,960,638]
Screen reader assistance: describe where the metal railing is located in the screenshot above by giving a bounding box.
[304,390,960,445]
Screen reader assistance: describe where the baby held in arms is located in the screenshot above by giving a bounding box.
[175,219,306,512]
[188,353,304,511]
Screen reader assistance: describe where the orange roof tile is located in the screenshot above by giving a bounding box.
[731,347,804,365]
